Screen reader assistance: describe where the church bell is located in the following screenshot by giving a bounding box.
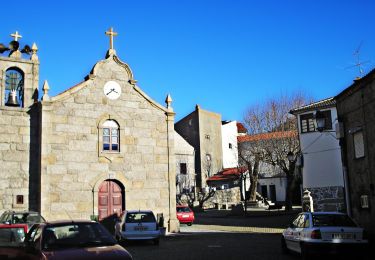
[5,90,20,106]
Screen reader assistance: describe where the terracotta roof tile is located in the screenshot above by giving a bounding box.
[206,167,247,182]
[236,122,247,134]
[237,131,297,143]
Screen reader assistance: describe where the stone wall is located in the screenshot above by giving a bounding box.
[204,187,241,208]
[336,71,375,241]
[308,186,345,212]
[0,105,40,211]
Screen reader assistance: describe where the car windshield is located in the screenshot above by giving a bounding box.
[0,227,26,247]
[312,214,357,227]
[125,212,156,223]
[42,222,116,250]
[13,213,44,224]
[177,207,191,213]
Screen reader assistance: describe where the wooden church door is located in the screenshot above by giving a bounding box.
[98,180,123,220]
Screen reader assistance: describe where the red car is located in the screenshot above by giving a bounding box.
[0,223,29,259]
[176,205,195,226]
[23,220,133,259]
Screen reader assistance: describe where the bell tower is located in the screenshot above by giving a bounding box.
[0,31,39,108]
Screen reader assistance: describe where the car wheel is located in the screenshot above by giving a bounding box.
[281,237,289,254]
[187,222,192,226]
[153,238,160,246]
[301,243,310,260]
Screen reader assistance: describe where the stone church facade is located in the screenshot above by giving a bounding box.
[0,30,179,232]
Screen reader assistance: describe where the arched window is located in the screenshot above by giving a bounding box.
[4,67,24,107]
[102,120,119,152]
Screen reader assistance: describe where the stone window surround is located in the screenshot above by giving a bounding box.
[2,66,25,107]
[97,114,124,160]
[102,120,120,152]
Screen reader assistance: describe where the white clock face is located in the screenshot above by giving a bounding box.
[103,81,121,100]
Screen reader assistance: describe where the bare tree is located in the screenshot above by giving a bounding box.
[241,93,311,211]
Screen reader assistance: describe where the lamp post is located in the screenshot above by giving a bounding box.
[285,151,296,211]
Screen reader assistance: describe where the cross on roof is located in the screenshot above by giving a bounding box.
[10,31,22,41]
[105,27,118,50]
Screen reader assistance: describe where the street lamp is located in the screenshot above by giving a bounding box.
[314,110,326,132]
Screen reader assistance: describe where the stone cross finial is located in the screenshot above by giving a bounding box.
[10,31,22,41]
[105,27,118,50]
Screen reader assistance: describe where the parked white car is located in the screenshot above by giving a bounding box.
[115,210,160,245]
[282,212,368,259]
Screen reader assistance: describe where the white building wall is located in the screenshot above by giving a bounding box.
[298,108,344,188]
[258,177,287,202]
[221,121,239,169]
[175,132,195,194]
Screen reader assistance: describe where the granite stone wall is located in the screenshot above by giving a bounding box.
[308,186,345,212]
[40,54,176,227]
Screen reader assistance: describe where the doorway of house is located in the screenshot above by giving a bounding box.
[98,180,124,221]
[269,185,276,202]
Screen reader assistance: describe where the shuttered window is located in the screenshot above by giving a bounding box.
[300,113,315,133]
[353,131,364,158]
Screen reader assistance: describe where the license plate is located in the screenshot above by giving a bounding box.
[182,215,189,218]
[135,226,148,231]
[333,233,354,239]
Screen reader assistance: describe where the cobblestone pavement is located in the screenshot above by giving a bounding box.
[125,209,300,260]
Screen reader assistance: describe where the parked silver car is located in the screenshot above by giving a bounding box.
[115,210,160,245]
[282,212,368,259]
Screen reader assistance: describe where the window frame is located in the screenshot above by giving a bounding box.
[353,130,365,159]
[102,120,120,153]
[180,163,187,175]
[300,113,315,133]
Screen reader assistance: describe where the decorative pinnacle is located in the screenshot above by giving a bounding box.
[165,94,173,109]
[32,43,38,52]
[42,80,50,101]
[10,31,22,41]
[31,43,38,61]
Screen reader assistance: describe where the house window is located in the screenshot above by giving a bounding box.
[360,195,369,209]
[300,113,315,133]
[16,195,24,204]
[319,110,332,130]
[180,163,187,174]
[229,143,233,149]
[353,131,364,158]
[102,120,119,152]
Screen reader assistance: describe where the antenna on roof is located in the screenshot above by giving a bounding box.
[346,41,370,79]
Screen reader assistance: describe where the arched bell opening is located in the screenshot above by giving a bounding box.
[4,67,24,107]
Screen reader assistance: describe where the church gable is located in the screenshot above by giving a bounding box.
[38,29,177,232]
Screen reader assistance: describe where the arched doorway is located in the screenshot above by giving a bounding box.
[98,180,124,220]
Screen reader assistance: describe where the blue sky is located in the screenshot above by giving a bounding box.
[2,0,374,121]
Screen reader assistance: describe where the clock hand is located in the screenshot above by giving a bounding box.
[106,89,114,95]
